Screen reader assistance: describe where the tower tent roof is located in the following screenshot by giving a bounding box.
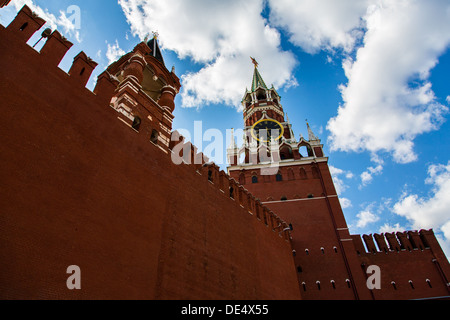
[251,58,268,92]
[147,36,165,67]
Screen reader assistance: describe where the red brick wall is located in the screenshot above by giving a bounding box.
[0,9,301,300]
[230,161,450,300]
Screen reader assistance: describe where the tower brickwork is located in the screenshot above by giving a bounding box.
[228,62,450,300]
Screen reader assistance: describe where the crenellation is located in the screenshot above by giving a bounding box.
[396,232,413,251]
[385,232,401,252]
[39,30,73,66]
[68,51,98,87]
[374,233,389,253]
[6,5,46,42]
[94,71,120,105]
[362,234,377,254]
[407,231,424,251]
[353,230,444,256]
[1,6,447,301]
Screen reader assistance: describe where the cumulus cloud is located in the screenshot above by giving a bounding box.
[360,163,383,188]
[327,0,450,164]
[393,162,450,230]
[268,0,371,54]
[106,40,126,65]
[329,165,354,196]
[378,223,406,234]
[356,209,380,229]
[392,161,450,257]
[118,0,297,109]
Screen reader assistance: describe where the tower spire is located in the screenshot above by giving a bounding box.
[147,31,165,66]
[250,57,268,91]
[306,121,319,141]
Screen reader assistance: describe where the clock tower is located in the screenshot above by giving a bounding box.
[227,60,372,300]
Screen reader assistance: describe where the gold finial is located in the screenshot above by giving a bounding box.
[152,31,159,40]
[250,57,259,68]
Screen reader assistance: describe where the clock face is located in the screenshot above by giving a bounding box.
[251,119,284,143]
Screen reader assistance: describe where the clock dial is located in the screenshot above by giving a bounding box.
[251,119,284,142]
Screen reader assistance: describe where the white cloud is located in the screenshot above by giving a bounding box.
[329,165,354,195]
[268,0,372,54]
[327,0,450,164]
[360,163,383,188]
[378,222,405,234]
[340,198,353,209]
[11,0,82,43]
[356,209,380,229]
[393,161,450,257]
[118,0,297,109]
[106,40,126,65]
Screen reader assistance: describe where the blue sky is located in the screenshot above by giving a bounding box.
[1,0,450,257]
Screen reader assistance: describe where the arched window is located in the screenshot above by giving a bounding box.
[281,196,287,201]
[239,172,246,185]
[409,280,415,289]
[280,146,293,160]
[151,129,159,144]
[316,281,321,290]
[276,172,283,182]
[256,89,266,101]
[302,282,307,292]
[208,170,213,182]
[288,168,295,181]
[331,280,336,289]
[229,186,234,199]
[312,167,320,179]
[426,279,432,288]
[132,116,141,131]
[252,175,258,184]
[299,168,307,180]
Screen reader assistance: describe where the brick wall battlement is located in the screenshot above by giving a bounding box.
[352,229,443,255]
[1,5,293,245]
[0,6,302,300]
[169,131,293,242]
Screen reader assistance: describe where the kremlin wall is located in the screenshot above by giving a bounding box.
[0,4,449,300]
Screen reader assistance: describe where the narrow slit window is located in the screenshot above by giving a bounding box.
[346,279,351,288]
[20,22,28,31]
[208,170,213,182]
